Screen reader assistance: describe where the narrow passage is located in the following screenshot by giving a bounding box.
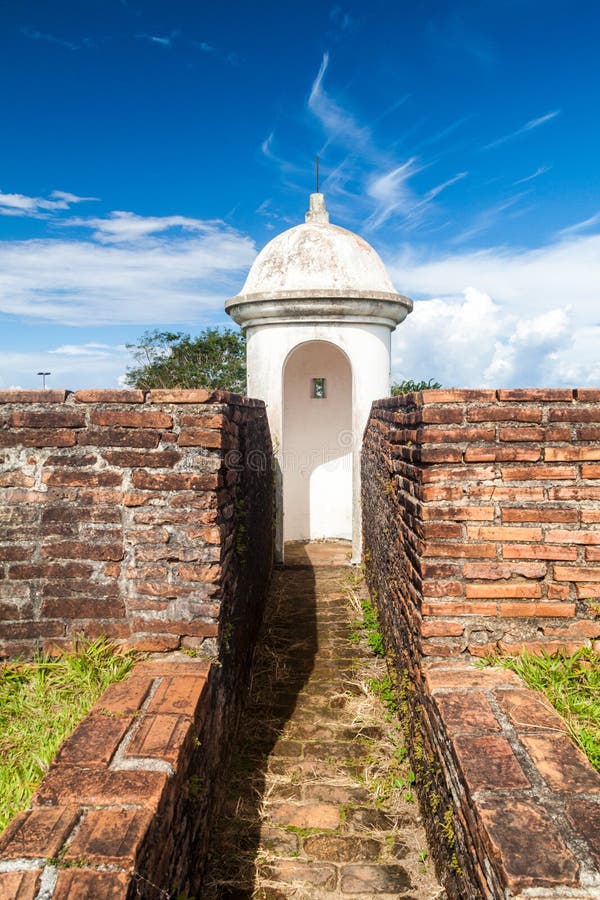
[205,542,443,899]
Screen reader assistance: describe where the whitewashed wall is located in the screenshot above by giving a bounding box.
[246,322,391,562]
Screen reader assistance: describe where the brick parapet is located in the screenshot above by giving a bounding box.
[420,661,600,898]
[363,388,600,897]
[0,656,220,899]
[0,389,273,659]
[0,387,265,407]
[364,388,600,659]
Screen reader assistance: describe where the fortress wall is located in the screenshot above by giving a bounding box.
[0,387,274,896]
[362,388,600,661]
[362,388,600,898]
[0,388,273,661]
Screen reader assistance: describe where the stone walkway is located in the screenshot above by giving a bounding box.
[204,542,444,899]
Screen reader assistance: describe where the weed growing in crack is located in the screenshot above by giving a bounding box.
[368,673,398,716]
[357,599,385,656]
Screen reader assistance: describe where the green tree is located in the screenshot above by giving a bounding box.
[125,328,246,393]
[391,378,442,396]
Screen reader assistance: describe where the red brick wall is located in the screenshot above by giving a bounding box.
[362,388,600,898]
[362,388,600,659]
[0,388,273,660]
[0,657,217,899]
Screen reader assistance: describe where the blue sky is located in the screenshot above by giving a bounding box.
[0,0,599,389]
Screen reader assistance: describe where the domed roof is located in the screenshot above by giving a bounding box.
[241,195,397,297]
[226,194,412,328]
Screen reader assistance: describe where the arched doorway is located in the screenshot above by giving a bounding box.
[282,340,353,543]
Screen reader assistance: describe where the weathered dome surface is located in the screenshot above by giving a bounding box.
[240,220,397,298]
[226,194,412,327]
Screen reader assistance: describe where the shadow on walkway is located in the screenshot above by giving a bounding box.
[203,540,442,899]
[203,541,325,897]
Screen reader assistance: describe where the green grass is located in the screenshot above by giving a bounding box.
[0,638,136,832]
[490,647,600,772]
[350,599,384,657]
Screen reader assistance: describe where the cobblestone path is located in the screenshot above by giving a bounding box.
[205,542,443,899]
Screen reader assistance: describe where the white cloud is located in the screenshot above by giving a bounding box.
[0,344,133,391]
[329,7,353,33]
[0,189,96,218]
[389,229,600,388]
[260,132,302,177]
[65,210,217,244]
[392,288,576,388]
[525,111,561,131]
[49,342,126,357]
[388,230,600,314]
[0,212,256,326]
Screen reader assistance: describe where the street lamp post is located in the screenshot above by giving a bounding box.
[37,371,51,389]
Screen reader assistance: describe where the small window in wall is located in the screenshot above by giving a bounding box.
[311,377,327,399]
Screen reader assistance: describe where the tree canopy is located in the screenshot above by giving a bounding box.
[391,378,442,396]
[125,328,246,393]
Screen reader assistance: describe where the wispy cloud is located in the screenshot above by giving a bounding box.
[49,342,126,357]
[526,111,561,130]
[412,115,472,153]
[308,53,373,155]
[255,198,294,229]
[21,26,85,50]
[0,206,255,326]
[329,6,354,34]
[0,189,97,218]
[137,30,180,48]
[558,212,600,237]
[427,13,496,69]
[192,40,240,65]
[420,172,468,204]
[366,166,469,230]
[296,52,471,232]
[261,132,276,160]
[135,31,239,63]
[365,159,420,228]
[451,192,527,243]
[484,110,560,150]
[260,132,303,178]
[513,165,551,185]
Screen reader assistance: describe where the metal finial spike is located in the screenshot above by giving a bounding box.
[316,156,320,194]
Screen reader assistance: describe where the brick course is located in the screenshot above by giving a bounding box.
[362,389,600,660]
[363,388,600,898]
[0,658,217,899]
[0,389,273,659]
